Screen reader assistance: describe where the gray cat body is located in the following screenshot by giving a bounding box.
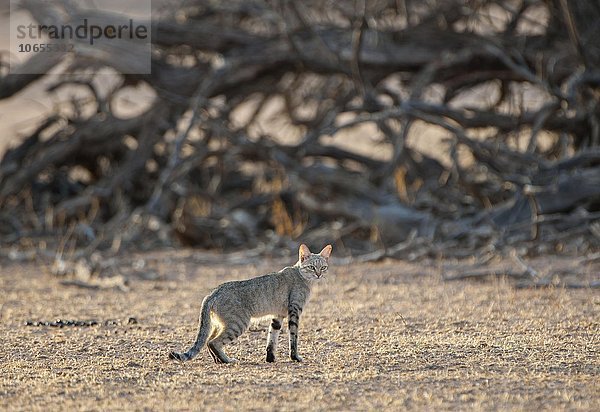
[170,244,332,364]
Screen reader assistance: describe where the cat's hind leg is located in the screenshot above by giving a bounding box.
[207,315,249,364]
[206,326,221,363]
[207,340,235,364]
[266,318,282,363]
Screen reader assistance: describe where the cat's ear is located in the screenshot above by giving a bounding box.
[319,244,332,259]
[299,244,312,262]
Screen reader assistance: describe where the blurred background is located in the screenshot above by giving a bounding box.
[1,0,599,270]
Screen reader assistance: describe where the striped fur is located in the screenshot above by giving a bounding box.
[169,244,332,364]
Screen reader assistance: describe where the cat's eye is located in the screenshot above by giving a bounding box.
[322,266,328,271]
[308,265,316,271]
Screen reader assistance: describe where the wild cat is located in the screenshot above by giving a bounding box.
[169,244,332,364]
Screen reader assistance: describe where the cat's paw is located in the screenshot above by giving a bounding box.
[290,354,303,362]
[215,356,239,364]
[266,353,276,363]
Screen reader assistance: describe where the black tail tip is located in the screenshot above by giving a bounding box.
[169,351,185,361]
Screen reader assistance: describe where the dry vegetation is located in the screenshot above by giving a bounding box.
[2,0,600,264]
[1,252,598,411]
[2,1,599,410]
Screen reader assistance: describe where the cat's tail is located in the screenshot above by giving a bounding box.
[169,294,215,362]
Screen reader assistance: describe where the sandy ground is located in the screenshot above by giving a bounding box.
[0,250,598,411]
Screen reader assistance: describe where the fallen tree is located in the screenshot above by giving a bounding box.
[0,0,599,274]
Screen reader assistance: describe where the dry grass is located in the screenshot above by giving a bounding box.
[0,250,598,411]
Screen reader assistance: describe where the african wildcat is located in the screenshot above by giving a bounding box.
[169,244,332,364]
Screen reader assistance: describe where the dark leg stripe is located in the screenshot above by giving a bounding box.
[289,304,302,312]
[233,322,245,334]
[289,320,298,328]
[271,319,282,330]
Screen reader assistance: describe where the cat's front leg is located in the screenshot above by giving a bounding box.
[288,302,303,362]
[266,317,282,362]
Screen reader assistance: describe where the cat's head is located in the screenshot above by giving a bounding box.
[297,244,332,280]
